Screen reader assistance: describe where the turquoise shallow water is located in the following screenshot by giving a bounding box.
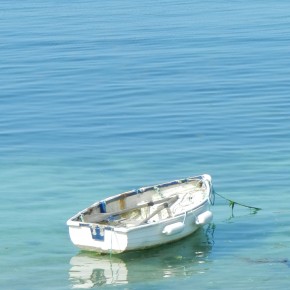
[1,1,290,289]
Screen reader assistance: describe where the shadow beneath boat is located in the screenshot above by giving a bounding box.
[69,226,214,288]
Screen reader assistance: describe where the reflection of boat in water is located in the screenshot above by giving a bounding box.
[69,227,214,288]
[69,255,127,288]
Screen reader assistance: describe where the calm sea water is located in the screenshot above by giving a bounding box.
[1,1,290,289]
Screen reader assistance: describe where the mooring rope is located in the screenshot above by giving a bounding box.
[213,189,262,212]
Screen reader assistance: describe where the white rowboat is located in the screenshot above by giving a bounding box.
[67,174,214,254]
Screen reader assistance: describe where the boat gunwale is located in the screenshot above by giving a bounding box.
[97,175,204,204]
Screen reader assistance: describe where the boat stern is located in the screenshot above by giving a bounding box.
[67,219,129,253]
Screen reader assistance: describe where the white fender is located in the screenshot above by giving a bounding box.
[195,210,213,225]
[162,222,185,236]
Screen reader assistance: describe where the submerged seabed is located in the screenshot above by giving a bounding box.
[1,0,290,289]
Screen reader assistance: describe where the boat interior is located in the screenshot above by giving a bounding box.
[73,177,210,228]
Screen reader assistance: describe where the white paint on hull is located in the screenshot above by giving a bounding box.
[67,174,214,253]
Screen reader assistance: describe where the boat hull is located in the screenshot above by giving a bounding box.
[67,174,214,253]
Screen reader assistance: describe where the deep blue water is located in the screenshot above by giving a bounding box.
[1,1,290,289]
